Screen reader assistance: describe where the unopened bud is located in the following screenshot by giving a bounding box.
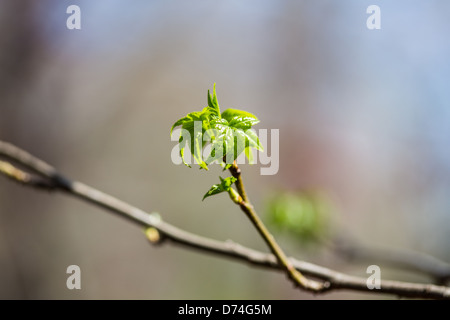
[228,188,242,204]
[145,227,161,244]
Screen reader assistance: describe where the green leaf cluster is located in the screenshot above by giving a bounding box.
[202,176,237,201]
[171,84,263,170]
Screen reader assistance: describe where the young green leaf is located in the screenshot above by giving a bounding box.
[171,84,263,169]
[205,125,262,165]
[219,176,236,189]
[229,116,260,130]
[202,184,223,200]
[172,107,211,169]
[221,108,258,123]
[220,163,233,171]
[202,176,237,201]
[207,83,220,118]
[244,146,254,164]
[170,117,189,136]
[242,128,263,151]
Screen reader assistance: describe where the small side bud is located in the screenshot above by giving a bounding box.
[228,188,242,204]
[145,227,162,244]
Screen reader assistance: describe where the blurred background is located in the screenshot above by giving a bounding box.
[0,0,449,299]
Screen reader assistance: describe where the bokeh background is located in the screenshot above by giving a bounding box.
[0,0,449,299]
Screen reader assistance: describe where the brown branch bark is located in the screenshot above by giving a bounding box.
[229,161,324,292]
[330,238,450,285]
[1,140,450,299]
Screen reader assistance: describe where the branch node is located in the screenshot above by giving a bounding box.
[145,227,165,245]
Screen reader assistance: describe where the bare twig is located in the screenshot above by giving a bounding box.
[0,160,56,189]
[1,140,450,299]
[330,238,450,285]
[229,161,324,292]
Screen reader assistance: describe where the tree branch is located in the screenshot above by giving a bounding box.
[330,238,450,285]
[0,160,56,189]
[1,140,450,299]
[229,161,324,292]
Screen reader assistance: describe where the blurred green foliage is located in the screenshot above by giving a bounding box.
[265,190,331,245]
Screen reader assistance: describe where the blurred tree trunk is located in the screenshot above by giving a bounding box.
[0,1,63,298]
